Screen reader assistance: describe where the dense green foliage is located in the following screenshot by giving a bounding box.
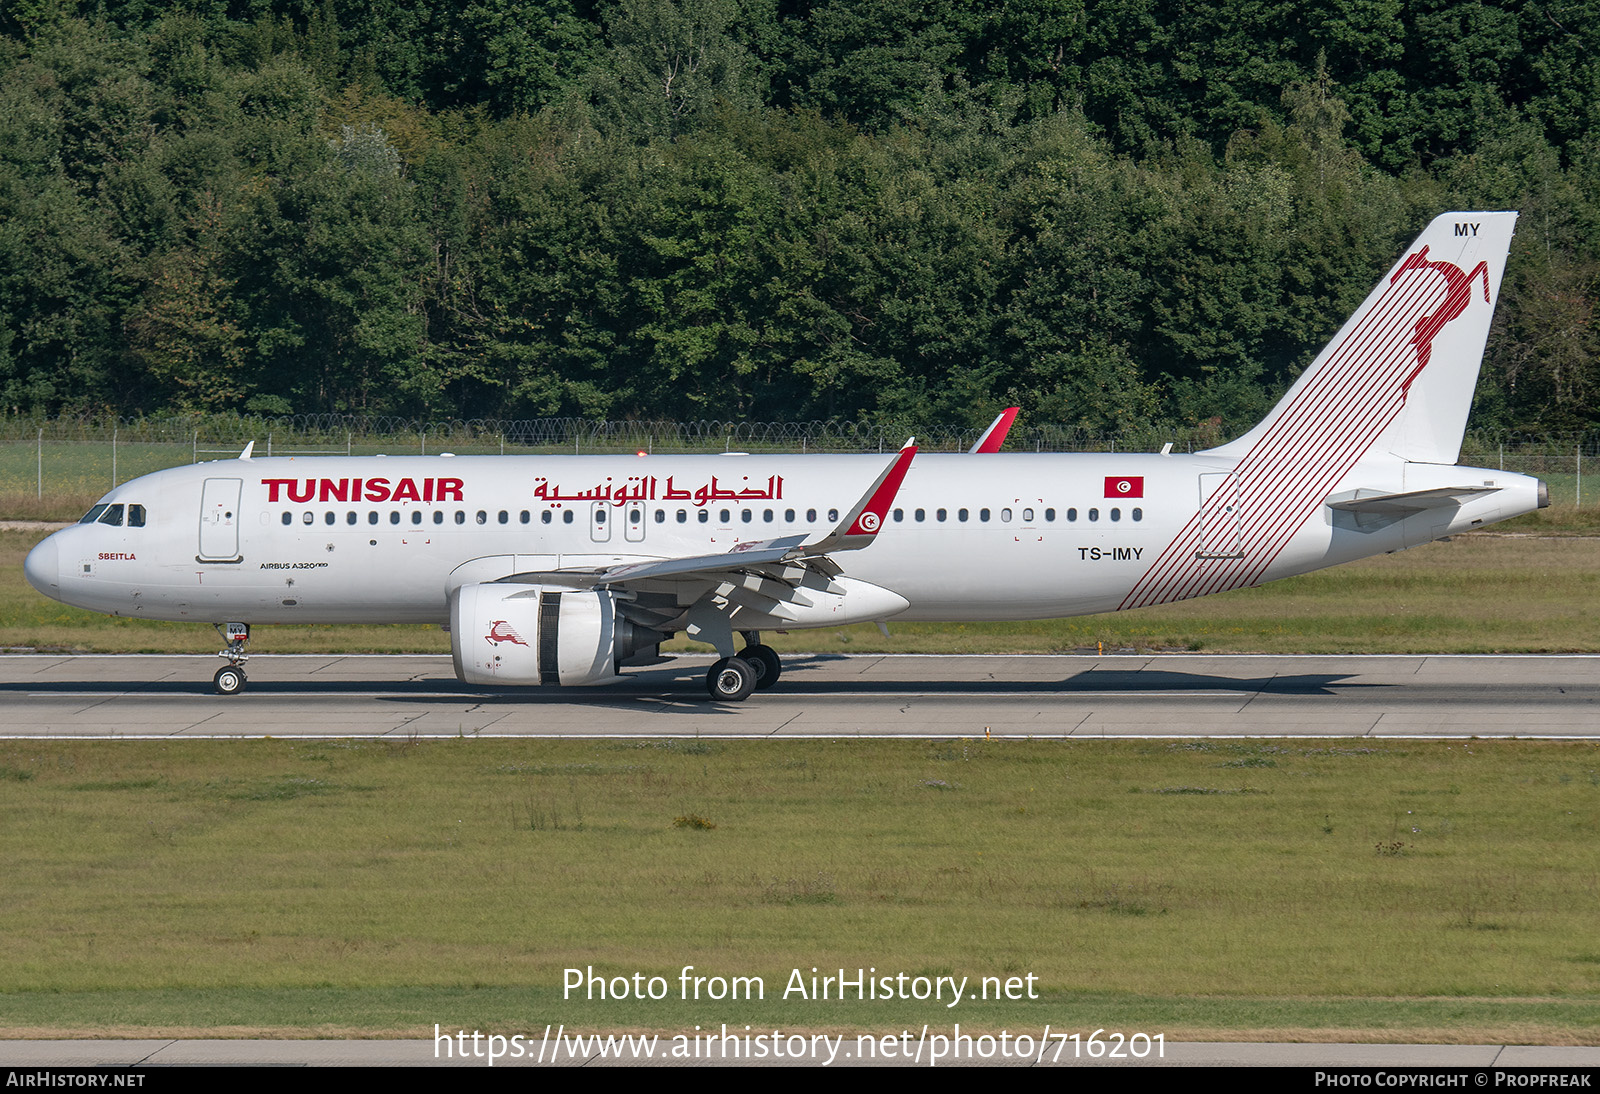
[1,1,1596,434]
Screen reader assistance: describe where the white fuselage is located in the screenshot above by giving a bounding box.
[25,450,1543,627]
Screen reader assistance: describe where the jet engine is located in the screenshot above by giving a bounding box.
[450,582,662,686]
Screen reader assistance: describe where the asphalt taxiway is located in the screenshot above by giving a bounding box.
[0,653,1596,738]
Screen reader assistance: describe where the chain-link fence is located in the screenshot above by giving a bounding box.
[3,415,1598,508]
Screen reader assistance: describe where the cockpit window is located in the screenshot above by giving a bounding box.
[127,504,146,527]
[97,504,125,527]
[79,504,108,524]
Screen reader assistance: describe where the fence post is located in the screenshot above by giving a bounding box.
[112,423,117,487]
[36,427,42,499]
[1578,446,1583,509]
[347,431,351,457]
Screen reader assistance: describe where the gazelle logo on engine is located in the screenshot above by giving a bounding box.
[486,620,528,646]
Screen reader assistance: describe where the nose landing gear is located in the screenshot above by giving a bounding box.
[213,622,250,695]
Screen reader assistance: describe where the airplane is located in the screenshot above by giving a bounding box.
[24,211,1546,701]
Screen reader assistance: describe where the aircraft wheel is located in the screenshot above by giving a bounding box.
[741,644,782,690]
[706,657,756,702]
[214,665,247,696]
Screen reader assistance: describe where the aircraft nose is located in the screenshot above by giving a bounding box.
[23,534,59,596]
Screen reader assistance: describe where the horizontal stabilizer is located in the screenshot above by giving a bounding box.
[1326,486,1501,515]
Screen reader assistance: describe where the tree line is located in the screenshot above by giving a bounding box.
[0,1,1596,437]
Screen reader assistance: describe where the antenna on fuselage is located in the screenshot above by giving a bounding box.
[239,442,255,460]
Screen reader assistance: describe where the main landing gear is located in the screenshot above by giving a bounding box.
[704,633,782,702]
[213,622,249,695]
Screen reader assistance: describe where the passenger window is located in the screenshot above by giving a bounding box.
[698,510,709,524]
[498,510,508,524]
[959,508,969,522]
[1067,508,1078,521]
[893,508,903,522]
[1001,508,1012,522]
[412,511,423,525]
[785,509,795,522]
[763,509,773,522]
[1089,508,1099,521]
[719,509,730,523]
[980,508,990,522]
[828,509,839,523]
[303,512,314,525]
[654,509,665,524]
[1111,508,1121,521]
[741,509,752,523]
[1045,508,1055,522]
[936,509,946,521]
[347,511,357,525]
[1133,508,1143,521]
[369,511,379,525]
[541,511,552,524]
[521,511,530,524]
[595,509,606,525]
[677,510,687,523]
[325,512,336,525]
[915,508,925,522]
[806,508,816,522]
[282,512,292,526]
[562,510,574,524]
[476,510,487,524]
[455,511,466,525]
[434,510,445,524]
[629,508,642,524]
[1022,508,1034,522]
[390,511,401,524]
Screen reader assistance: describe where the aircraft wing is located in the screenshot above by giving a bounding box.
[496,440,917,590]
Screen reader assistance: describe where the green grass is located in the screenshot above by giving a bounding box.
[0,737,1596,1041]
[7,526,1600,654]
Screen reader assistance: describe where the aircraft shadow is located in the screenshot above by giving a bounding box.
[0,661,1381,705]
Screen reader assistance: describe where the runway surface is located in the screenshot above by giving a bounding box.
[1,653,1597,739]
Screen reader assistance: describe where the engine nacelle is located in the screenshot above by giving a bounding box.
[450,582,658,686]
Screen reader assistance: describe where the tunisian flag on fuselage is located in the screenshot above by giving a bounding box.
[1104,476,1144,498]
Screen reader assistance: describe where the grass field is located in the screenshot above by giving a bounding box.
[5,522,1599,655]
[0,737,1596,1042]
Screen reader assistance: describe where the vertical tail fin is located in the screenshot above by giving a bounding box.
[1122,212,1516,611]
[1207,211,1516,466]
